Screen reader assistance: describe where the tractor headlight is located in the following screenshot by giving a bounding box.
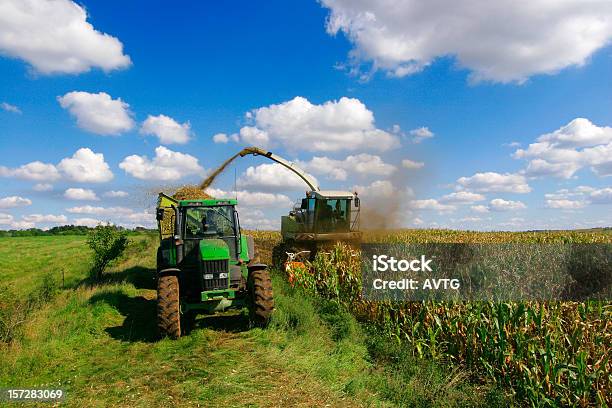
[203,274,213,280]
[219,273,228,279]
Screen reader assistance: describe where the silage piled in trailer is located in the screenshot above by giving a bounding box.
[172,185,212,200]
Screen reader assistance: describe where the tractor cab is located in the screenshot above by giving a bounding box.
[155,193,264,317]
[181,201,241,261]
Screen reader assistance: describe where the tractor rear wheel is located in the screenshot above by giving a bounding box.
[247,269,274,327]
[157,275,181,338]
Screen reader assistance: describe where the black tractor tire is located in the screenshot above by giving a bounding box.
[247,269,274,327]
[157,275,181,338]
[181,310,197,335]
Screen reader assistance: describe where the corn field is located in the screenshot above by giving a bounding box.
[252,229,612,407]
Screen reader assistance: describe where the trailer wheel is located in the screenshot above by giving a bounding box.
[247,269,274,327]
[157,275,181,338]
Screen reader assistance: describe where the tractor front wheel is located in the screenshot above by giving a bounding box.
[157,275,181,338]
[247,269,274,327]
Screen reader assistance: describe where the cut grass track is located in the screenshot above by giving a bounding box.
[1,235,497,407]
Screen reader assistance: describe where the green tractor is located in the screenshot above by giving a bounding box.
[155,193,273,338]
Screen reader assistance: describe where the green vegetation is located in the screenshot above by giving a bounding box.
[0,235,90,295]
[293,241,611,407]
[0,234,499,407]
[87,225,129,281]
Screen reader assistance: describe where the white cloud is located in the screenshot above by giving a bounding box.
[140,114,191,144]
[471,205,489,214]
[353,179,395,198]
[544,189,583,200]
[0,196,32,208]
[73,217,104,227]
[514,118,612,178]
[236,96,398,152]
[10,221,35,230]
[33,183,53,192]
[0,213,14,224]
[498,217,527,229]
[58,91,134,135]
[575,186,596,194]
[236,191,292,208]
[541,186,612,207]
[409,199,456,213]
[206,188,293,208]
[67,205,153,228]
[0,161,61,181]
[238,163,316,192]
[489,198,526,212]
[545,199,587,209]
[455,216,484,223]
[238,208,279,230]
[66,205,133,216]
[535,118,612,148]
[457,172,531,193]
[1,148,111,184]
[58,148,114,183]
[470,204,489,214]
[401,159,424,169]
[1,102,21,114]
[119,210,154,226]
[213,133,229,143]
[103,190,128,198]
[589,187,612,204]
[22,214,67,223]
[298,154,395,181]
[440,191,485,204]
[322,0,612,83]
[239,126,270,146]
[119,146,205,181]
[523,159,581,179]
[0,0,131,74]
[409,127,434,143]
[64,188,98,201]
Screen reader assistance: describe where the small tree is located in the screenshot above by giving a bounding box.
[87,224,129,281]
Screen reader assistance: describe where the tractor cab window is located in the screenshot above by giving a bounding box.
[184,206,235,239]
[316,198,349,232]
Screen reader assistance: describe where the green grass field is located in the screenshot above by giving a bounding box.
[0,235,498,407]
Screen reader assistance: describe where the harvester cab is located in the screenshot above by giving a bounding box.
[155,193,273,338]
[283,189,361,244]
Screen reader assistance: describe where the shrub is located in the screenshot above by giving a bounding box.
[86,225,129,281]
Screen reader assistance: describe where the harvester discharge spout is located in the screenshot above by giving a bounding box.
[238,147,320,192]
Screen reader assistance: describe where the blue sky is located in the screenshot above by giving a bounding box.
[0,0,611,230]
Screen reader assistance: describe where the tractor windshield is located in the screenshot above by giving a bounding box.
[184,206,236,239]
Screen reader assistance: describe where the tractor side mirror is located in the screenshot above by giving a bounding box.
[354,197,360,208]
[301,198,308,209]
[156,208,165,221]
[234,210,241,255]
